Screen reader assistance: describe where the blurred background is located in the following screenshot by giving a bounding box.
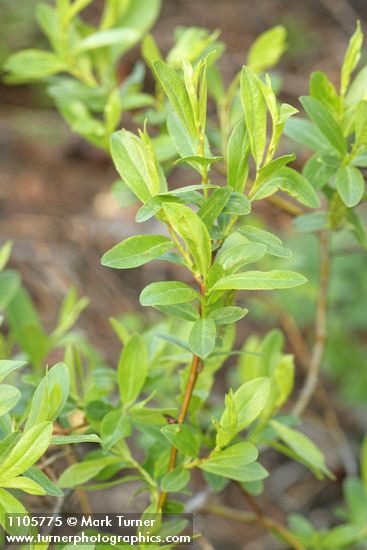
[1,1,367,547]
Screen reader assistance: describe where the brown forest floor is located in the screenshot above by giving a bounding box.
[1,1,367,548]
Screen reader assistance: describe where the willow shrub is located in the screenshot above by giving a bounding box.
[2,2,367,548]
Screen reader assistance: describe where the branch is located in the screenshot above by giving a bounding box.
[157,354,203,510]
[203,504,306,550]
[292,229,330,416]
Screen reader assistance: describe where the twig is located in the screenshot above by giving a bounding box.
[66,445,92,514]
[203,504,306,550]
[292,229,330,416]
[268,298,357,475]
[157,353,203,510]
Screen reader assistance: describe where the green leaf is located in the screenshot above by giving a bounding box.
[300,96,347,156]
[0,241,12,272]
[271,420,332,479]
[309,71,340,113]
[247,25,287,73]
[238,226,292,258]
[161,424,200,457]
[355,100,367,146]
[58,457,120,488]
[153,60,197,140]
[101,235,174,269]
[0,422,52,480]
[0,488,27,528]
[1,476,45,496]
[222,193,251,215]
[293,212,328,233]
[220,378,270,434]
[284,118,331,152]
[343,477,367,526]
[25,363,70,431]
[0,385,21,416]
[212,270,306,291]
[341,21,363,96]
[155,303,199,322]
[336,165,365,207]
[227,119,250,192]
[241,67,267,166]
[51,434,101,445]
[118,333,148,406]
[303,154,338,189]
[110,130,167,204]
[161,468,190,492]
[24,466,64,497]
[0,360,26,382]
[253,167,321,208]
[198,188,231,229]
[101,411,131,451]
[0,270,21,310]
[189,318,217,359]
[4,50,65,81]
[75,28,140,52]
[140,281,198,307]
[216,242,267,272]
[162,203,212,276]
[199,442,260,481]
[209,306,248,325]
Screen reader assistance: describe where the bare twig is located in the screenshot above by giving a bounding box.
[292,229,330,416]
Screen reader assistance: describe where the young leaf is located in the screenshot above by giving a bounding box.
[300,96,347,156]
[0,270,21,310]
[355,100,367,146]
[0,422,52,480]
[341,21,363,96]
[140,281,199,307]
[58,457,120,488]
[238,226,292,258]
[24,466,64,497]
[216,242,267,272]
[247,25,287,73]
[25,363,70,431]
[227,119,250,192]
[0,385,21,416]
[241,67,267,166]
[162,203,212,276]
[198,188,231,230]
[161,424,200,457]
[4,50,65,81]
[212,270,307,291]
[189,318,217,359]
[101,411,131,451]
[1,477,45,496]
[155,303,199,322]
[209,306,248,325]
[0,360,26,382]
[284,118,331,152]
[222,193,251,215]
[220,378,270,435]
[271,420,333,479]
[118,333,148,406]
[51,434,101,445]
[253,167,321,208]
[336,165,365,207]
[199,442,261,481]
[110,130,167,204]
[161,468,190,493]
[153,60,197,140]
[75,29,140,53]
[101,235,174,269]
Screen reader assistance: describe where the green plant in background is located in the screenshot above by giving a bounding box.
[1,1,367,548]
[3,0,161,150]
